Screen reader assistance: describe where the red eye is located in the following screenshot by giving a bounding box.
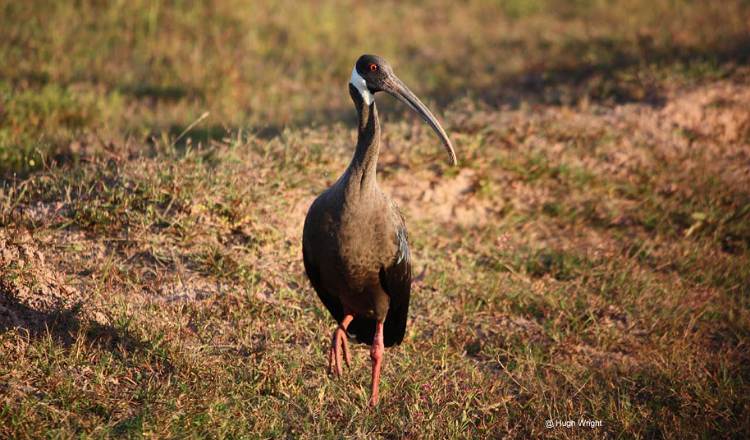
[369,63,378,72]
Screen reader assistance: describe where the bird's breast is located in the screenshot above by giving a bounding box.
[306,180,401,268]
[337,204,396,271]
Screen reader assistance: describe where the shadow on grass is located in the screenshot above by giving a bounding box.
[5,35,750,181]
[438,36,750,109]
[156,105,357,150]
[280,36,750,130]
[119,83,199,102]
[0,292,161,362]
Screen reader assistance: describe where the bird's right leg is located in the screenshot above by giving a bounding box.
[328,313,354,376]
[369,321,385,406]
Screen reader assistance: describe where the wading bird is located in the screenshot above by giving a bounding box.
[303,54,456,406]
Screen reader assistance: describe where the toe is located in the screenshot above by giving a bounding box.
[341,335,351,368]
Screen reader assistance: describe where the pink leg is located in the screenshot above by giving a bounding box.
[328,314,353,377]
[369,321,385,406]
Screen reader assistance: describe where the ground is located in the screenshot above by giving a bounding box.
[1,1,749,438]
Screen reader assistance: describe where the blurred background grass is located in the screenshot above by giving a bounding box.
[2,0,749,175]
[1,1,750,438]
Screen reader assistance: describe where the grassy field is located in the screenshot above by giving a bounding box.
[1,0,749,438]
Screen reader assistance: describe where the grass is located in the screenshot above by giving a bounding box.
[1,0,750,438]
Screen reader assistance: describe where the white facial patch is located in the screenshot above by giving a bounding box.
[349,66,374,106]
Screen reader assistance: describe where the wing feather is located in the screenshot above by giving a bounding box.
[378,224,412,347]
[303,243,344,323]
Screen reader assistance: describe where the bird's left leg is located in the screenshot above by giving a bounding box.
[369,321,385,406]
[328,313,353,376]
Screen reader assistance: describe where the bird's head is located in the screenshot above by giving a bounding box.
[349,54,457,166]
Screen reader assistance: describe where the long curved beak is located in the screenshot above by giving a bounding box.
[383,75,457,166]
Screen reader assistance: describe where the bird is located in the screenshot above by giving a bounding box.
[302,54,456,406]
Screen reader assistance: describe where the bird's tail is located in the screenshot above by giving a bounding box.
[346,300,408,348]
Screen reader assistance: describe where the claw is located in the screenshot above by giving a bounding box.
[341,334,351,368]
[327,314,354,377]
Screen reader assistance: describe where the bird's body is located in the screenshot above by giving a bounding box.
[303,87,411,349]
[302,55,455,406]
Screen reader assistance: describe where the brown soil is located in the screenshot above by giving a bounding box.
[389,168,494,227]
[0,229,91,332]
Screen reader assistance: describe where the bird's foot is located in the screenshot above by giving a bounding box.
[327,325,351,377]
[368,393,379,407]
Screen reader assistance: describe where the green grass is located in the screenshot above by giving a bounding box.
[2,0,750,438]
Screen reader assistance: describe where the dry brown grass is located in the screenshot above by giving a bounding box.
[1,0,750,438]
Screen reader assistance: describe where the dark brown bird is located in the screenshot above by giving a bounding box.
[302,54,456,406]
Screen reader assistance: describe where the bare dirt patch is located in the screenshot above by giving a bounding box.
[0,229,102,332]
[389,168,495,227]
[662,81,750,145]
[609,79,750,189]
[155,278,233,303]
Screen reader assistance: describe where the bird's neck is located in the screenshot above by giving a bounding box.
[346,96,381,189]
